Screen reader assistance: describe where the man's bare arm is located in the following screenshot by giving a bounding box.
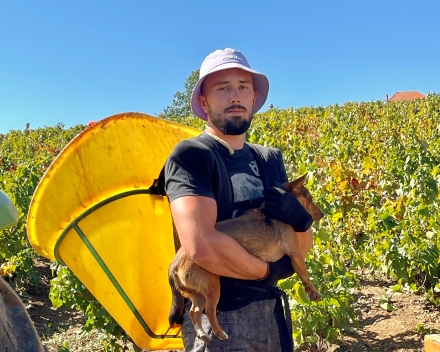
[171,195,268,280]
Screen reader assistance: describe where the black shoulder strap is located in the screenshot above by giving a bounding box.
[149,166,179,252]
[149,166,166,196]
[247,143,287,187]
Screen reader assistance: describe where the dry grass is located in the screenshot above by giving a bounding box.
[43,327,137,352]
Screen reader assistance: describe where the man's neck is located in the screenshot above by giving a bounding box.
[205,126,245,150]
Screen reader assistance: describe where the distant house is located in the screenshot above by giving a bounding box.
[387,91,426,101]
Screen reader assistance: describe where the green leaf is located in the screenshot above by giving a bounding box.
[417,205,431,217]
[362,157,374,171]
[391,279,403,291]
[291,328,302,339]
[382,216,398,230]
[305,334,318,343]
[295,283,310,304]
[299,163,308,175]
[326,327,339,342]
[317,228,330,242]
[329,297,341,307]
[105,319,118,333]
[427,178,438,192]
[295,332,303,345]
[380,302,395,312]
[50,297,63,308]
[319,253,332,265]
[278,278,294,291]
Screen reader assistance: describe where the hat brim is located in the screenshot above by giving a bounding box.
[191,63,269,121]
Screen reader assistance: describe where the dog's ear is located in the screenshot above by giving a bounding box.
[283,174,307,192]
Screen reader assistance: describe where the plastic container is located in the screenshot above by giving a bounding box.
[0,190,19,231]
[27,112,201,350]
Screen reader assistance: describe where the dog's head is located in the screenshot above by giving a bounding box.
[283,175,324,221]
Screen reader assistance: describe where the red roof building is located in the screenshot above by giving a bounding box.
[387,91,426,101]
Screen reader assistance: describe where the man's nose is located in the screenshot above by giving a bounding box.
[230,88,241,103]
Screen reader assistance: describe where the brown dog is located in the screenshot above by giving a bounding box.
[168,175,324,343]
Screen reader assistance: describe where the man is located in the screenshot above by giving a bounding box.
[163,48,313,351]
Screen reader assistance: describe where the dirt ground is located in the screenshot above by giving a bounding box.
[328,272,440,352]
[25,259,84,340]
[24,259,440,352]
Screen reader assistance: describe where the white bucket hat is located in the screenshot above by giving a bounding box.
[191,48,269,121]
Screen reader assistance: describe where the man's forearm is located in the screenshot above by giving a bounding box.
[171,195,268,280]
[184,228,268,280]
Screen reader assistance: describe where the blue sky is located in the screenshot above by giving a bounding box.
[1,0,439,133]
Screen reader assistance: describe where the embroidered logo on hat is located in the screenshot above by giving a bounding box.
[223,54,243,61]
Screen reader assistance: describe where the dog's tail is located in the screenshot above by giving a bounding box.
[168,262,185,326]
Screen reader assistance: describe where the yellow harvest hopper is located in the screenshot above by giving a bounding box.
[27,112,201,350]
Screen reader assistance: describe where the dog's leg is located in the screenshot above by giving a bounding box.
[282,230,322,301]
[187,293,211,343]
[204,278,228,341]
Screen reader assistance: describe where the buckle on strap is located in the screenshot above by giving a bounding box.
[233,196,265,212]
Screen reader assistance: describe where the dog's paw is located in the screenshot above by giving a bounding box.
[197,329,212,343]
[213,331,229,341]
[308,292,322,302]
[316,292,323,301]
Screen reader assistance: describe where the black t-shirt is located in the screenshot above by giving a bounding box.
[164,132,293,351]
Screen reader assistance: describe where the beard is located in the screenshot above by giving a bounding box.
[208,104,254,135]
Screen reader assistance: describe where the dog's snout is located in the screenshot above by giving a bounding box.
[314,210,325,221]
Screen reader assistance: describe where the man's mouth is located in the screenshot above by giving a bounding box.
[225,105,247,114]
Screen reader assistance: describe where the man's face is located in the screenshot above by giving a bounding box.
[198,68,258,135]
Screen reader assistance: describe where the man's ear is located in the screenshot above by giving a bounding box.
[253,90,258,107]
[198,95,209,114]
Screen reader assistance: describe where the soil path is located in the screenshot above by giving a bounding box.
[25,259,84,340]
[328,272,440,352]
[24,259,439,352]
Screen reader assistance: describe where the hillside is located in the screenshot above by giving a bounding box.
[1,94,439,351]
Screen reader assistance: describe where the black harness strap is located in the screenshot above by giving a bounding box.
[233,196,265,212]
[247,142,288,186]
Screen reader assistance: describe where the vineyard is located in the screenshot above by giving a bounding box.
[1,94,440,351]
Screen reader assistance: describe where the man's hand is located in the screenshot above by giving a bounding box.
[263,182,313,232]
[256,255,295,287]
